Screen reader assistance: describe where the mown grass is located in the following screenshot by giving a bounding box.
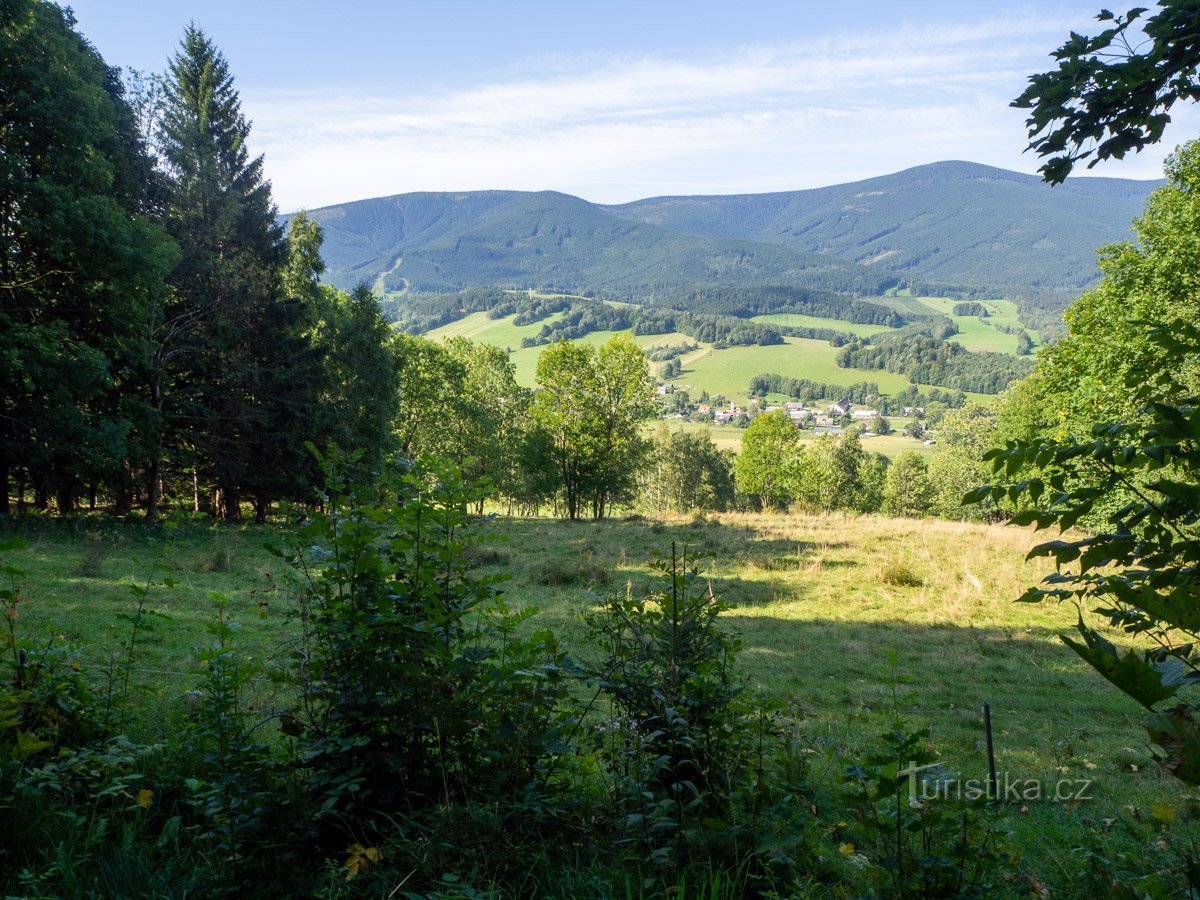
[659,419,937,458]
[913,296,1038,354]
[5,511,1192,894]
[751,312,895,338]
[678,337,914,402]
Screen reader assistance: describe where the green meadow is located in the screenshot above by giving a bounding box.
[427,308,1011,405]
[5,513,1188,896]
[751,312,895,338]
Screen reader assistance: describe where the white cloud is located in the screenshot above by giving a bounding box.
[245,12,1194,211]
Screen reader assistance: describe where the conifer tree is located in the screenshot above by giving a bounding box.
[158,25,295,520]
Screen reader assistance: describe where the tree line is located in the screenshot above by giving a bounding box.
[730,407,1002,519]
[747,374,968,411]
[0,7,668,524]
[0,8,427,520]
[657,285,908,326]
[835,331,1034,394]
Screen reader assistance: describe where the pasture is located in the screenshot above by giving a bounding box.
[4,510,1187,897]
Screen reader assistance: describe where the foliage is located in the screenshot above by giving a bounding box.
[836,331,1034,394]
[584,544,812,887]
[532,335,655,519]
[884,451,935,517]
[734,411,801,510]
[790,431,889,514]
[748,374,967,411]
[640,426,737,514]
[928,405,1002,520]
[158,25,310,521]
[970,321,1200,785]
[1006,141,1200,448]
[517,297,788,349]
[842,720,1008,896]
[0,0,176,515]
[1014,2,1200,183]
[281,451,575,832]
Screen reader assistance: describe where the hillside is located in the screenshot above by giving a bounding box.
[609,161,1156,296]
[304,189,889,297]
[297,162,1158,309]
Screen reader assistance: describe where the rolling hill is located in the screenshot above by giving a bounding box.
[303,189,889,297]
[297,162,1158,309]
[608,161,1156,295]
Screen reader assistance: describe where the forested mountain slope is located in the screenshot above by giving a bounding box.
[297,161,1158,307]
[608,162,1157,294]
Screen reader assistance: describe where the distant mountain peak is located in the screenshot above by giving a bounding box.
[294,161,1157,315]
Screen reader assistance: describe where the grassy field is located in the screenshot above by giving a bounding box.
[750,313,895,338]
[4,513,1187,893]
[753,299,1036,356]
[425,314,697,386]
[426,310,1009,404]
[424,309,564,350]
[662,420,936,458]
[678,337,914,402]
[911,296,1037,354]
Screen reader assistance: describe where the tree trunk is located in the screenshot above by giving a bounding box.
[0,462,8,515]
[88,484,97,511]
[145,457,160,521]
[220,483,242,522]
[254,493,268,525]
[55,483,74,515]
[114,460,132,515]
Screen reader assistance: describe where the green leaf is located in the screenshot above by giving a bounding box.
[1061,624,1179,709]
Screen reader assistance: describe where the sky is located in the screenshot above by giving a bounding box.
[67,1,1200,212]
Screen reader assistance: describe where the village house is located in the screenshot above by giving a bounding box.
[827,399,853,417]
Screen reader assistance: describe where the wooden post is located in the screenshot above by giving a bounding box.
[983,702,998,801]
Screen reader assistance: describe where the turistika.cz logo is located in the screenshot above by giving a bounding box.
[899,762,1094,803]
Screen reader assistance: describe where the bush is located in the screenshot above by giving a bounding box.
[584,543,815,889]
[879,562,924,587]
[841,721,1009,896]
[281,451,576,840]
[532,554,610,586]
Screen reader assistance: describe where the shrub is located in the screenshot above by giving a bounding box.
[879,562,924,587]
[532,554,611,587]
[841,721,1009,895]
[281,450,576,840]
[584,543,814,888]
[75,533,111,578]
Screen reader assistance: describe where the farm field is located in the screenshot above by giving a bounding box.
[4,513,1185,895]
[918,296,1037,354]
[661,420,936,458]
[427,311,1006,404]
[677,336,914,402]
[422,309,565,349]
[425,313,696,386]
[751,312,894,338]
[754,298,1036,355]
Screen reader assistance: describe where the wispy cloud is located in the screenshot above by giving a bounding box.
[246,12,1191,211]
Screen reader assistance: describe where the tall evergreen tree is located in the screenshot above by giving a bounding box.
[157,26,293,520]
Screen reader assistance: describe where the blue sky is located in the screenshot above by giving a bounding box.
[69,1,1200,210]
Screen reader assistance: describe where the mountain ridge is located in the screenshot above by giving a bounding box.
[294,161,1161,316]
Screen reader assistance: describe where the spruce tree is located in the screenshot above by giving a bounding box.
[158,25,292,520]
